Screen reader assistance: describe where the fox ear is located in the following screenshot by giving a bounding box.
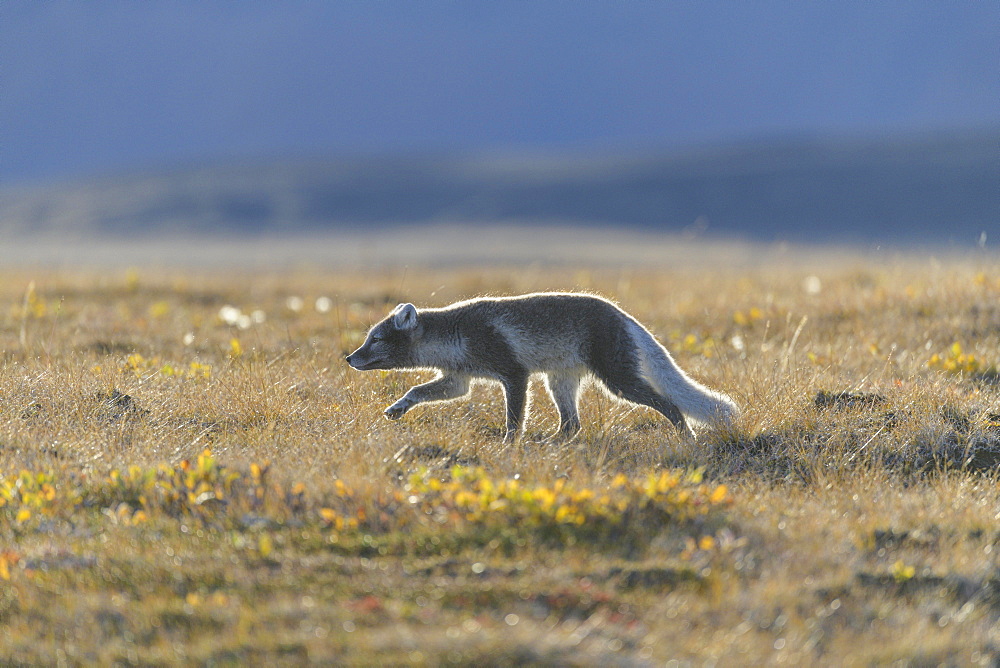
[392,303,418,330]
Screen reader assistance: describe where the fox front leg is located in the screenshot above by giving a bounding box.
[500,373,530,443]
[384,374,471,420]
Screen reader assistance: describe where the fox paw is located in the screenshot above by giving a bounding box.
[384,403,408,420]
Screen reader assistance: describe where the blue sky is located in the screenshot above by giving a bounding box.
[2,2,997,184]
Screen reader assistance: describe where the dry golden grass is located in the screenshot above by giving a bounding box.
[0,237,998,664]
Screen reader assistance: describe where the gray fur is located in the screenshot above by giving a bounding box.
[345,293,739,442]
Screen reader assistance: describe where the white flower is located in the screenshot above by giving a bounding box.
[218,305,242,325]
[803,276,822,295]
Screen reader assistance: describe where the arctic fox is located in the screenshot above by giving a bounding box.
[346,293,738,442]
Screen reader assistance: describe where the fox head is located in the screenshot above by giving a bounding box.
[345,303,419,371]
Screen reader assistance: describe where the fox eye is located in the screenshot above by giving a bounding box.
[370,334,384,343]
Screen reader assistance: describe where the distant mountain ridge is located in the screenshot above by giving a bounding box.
[1,130,997,245]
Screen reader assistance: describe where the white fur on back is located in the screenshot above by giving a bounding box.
[493,316,587,372]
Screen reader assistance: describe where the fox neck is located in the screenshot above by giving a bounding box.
[409,314,464,370]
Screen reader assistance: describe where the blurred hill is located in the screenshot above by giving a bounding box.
[1,130,996,246]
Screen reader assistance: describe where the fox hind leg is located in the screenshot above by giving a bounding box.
[592,364,688,433]
[611,379,687,431]
[544,372,583,437]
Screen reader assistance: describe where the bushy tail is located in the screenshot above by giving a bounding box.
[628,322,739,428]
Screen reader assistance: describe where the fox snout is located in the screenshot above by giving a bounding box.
[345,349,367,370]
[345,343,384,371]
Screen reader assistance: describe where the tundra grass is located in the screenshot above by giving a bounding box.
[0,251,999,665]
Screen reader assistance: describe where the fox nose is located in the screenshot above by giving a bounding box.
[344,353,353,364]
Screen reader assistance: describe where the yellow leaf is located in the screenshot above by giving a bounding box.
[258,534,273,558]
[188,361,212,379]
[198,450,215,475]
[148,301,170,318]
[709,484,728,504]
[891,560,915,582]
